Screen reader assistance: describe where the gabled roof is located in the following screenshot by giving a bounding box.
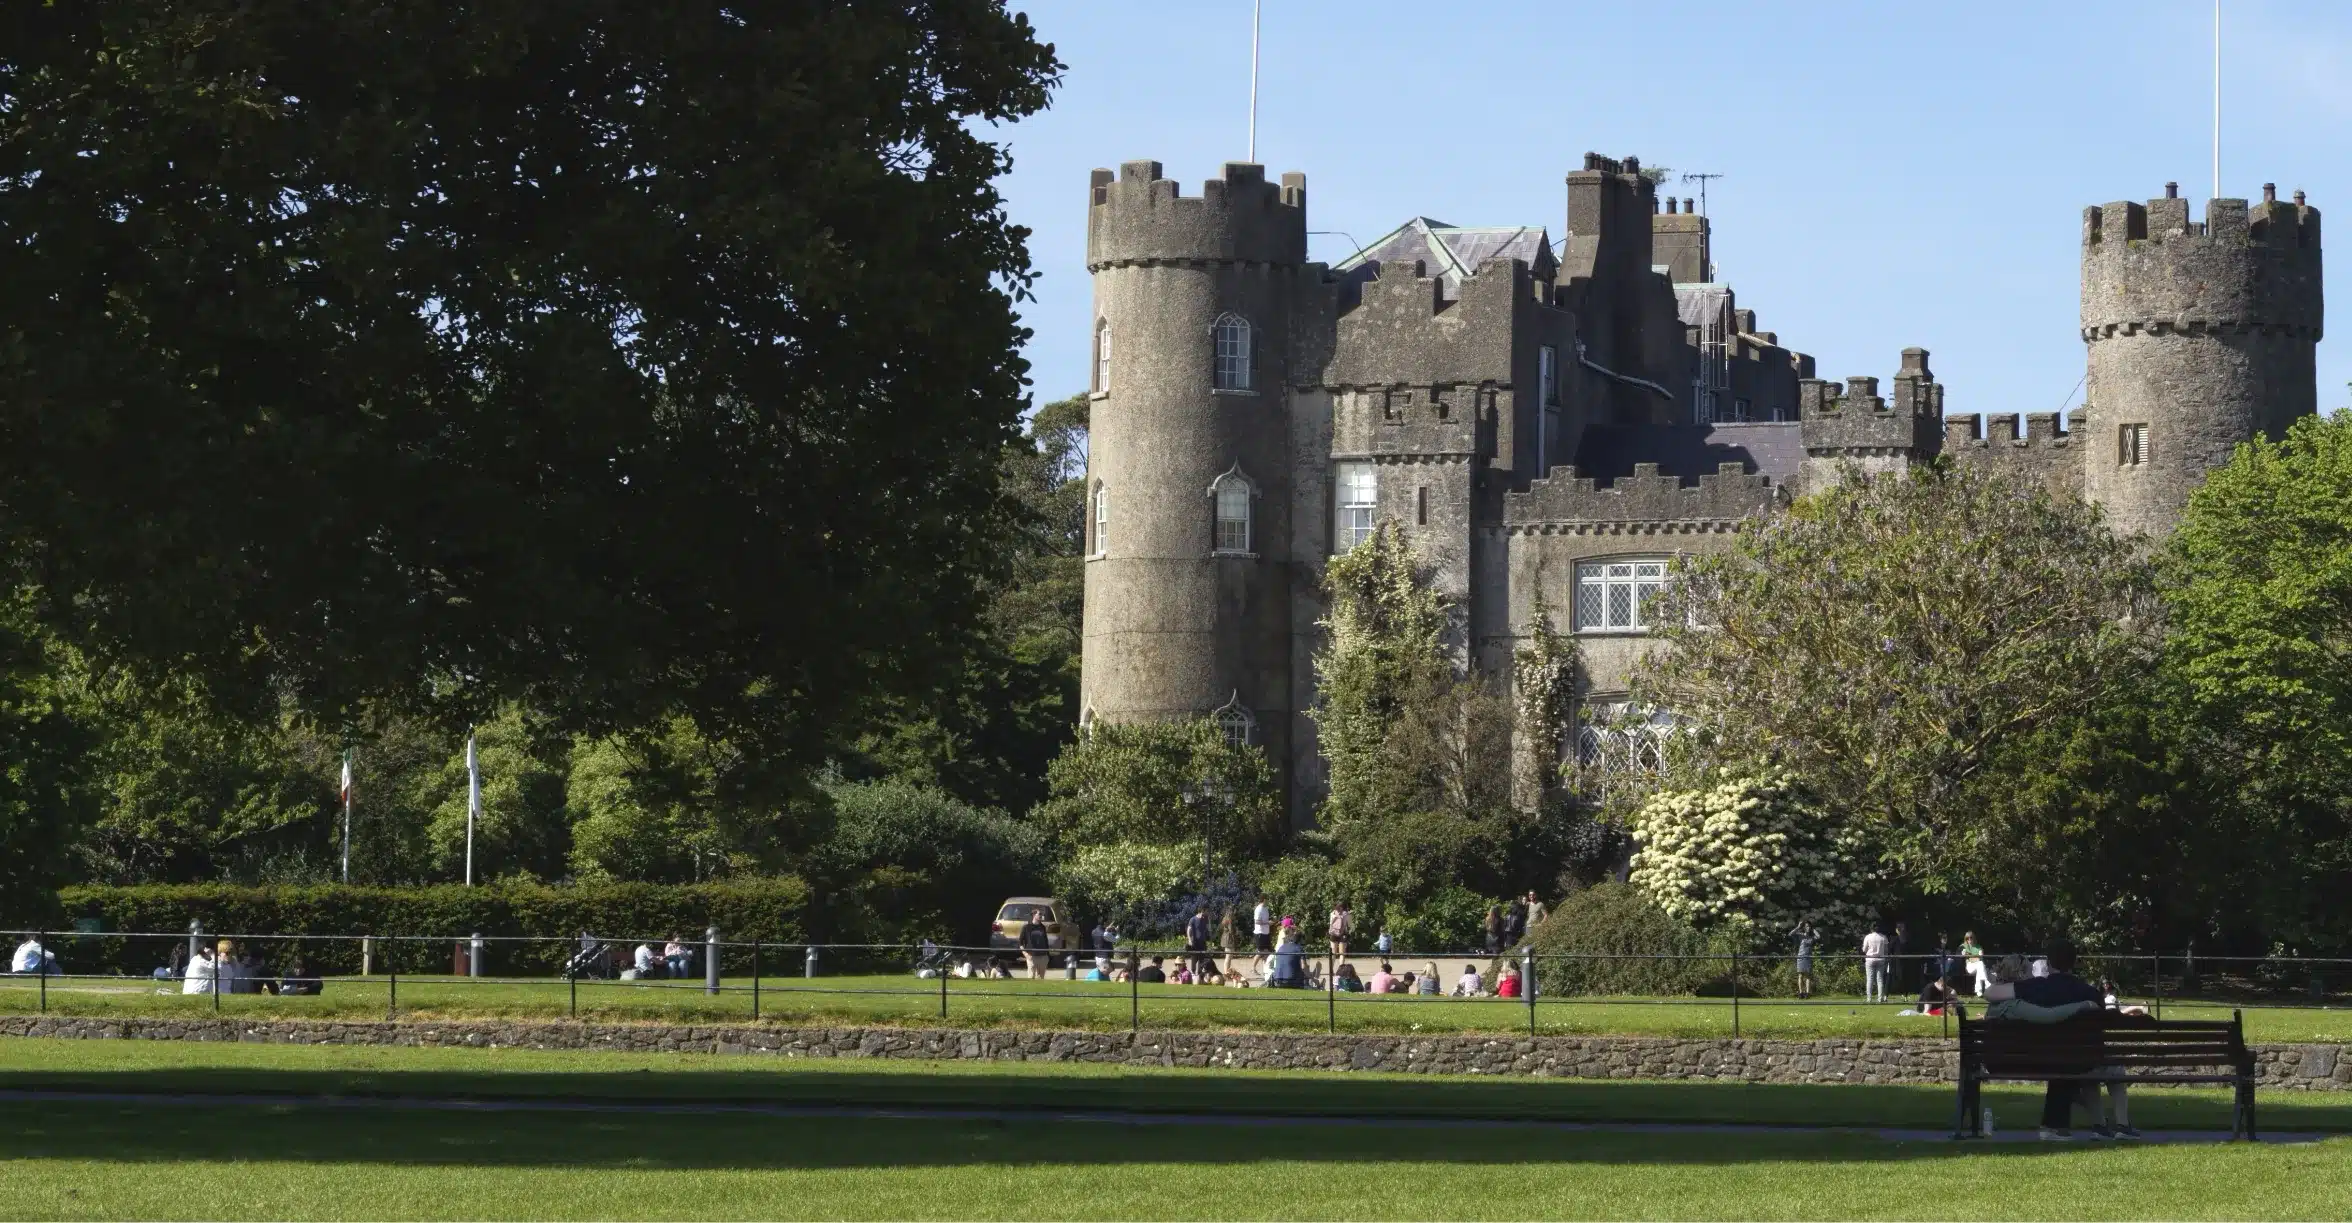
[1333,217,1556,299]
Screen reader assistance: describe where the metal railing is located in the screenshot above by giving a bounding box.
[3,927,2347,1037]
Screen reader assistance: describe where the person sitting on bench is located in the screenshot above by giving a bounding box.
[2005,945,2106,1140]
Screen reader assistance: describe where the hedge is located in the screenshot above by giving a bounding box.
[44,880,820,977]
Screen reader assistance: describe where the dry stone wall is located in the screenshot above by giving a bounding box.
[4,1017,2346,1091]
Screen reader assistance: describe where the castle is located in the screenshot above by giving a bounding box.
[1078,155,2323,820]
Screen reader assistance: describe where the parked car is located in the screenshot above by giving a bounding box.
[988,897,1077,965]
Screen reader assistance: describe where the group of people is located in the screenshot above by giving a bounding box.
[624,936,697,981]
[1791,921,1998,1009]
[167,939,322,996]
[1481,894,1548,955]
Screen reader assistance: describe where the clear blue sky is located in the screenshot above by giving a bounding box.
[992,0,2349,421]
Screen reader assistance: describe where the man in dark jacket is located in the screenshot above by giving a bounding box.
[1019,912,1051,979]
[1184,909,1210,978]
[2015,943,2105,1137]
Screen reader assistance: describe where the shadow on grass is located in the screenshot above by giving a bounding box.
[2,1063,2345,1134]
[0,1096,2219,1173]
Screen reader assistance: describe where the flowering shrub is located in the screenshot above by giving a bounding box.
[1053,840,1201,935]
[1628,771,1877,940]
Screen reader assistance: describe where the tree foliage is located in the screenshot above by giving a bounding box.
[1629,770,1878,940]
[1033,718,1283,863]
[1635,462,2152,885]
[0,0,1062,776]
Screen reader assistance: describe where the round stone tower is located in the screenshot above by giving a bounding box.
[2080,182,2323,537]
[1081,160,1308,783]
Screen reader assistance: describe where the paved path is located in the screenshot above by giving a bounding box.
[0,1088,2327,1144]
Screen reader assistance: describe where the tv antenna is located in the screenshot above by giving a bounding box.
[1681,171,1724,217]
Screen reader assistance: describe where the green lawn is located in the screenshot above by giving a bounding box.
[0,1048,2348,1221]
[6,972,2347,1042]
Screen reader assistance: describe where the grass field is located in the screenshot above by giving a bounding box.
[6,972,2348,1042]
[0,1039,2348,1220]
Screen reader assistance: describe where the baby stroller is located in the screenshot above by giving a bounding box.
[914,939,953,979]
[563,934,613,980]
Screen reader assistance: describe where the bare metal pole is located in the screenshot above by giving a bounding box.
[1247,0,1261,163]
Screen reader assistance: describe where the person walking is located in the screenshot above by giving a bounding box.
[1019,909,1051,979]
[1217,908,1239,978]
[1250,898,1273,978]
[1184,908,1211,979]
[1861,925,1892,1003]
[1525,890,1548,932]
[1892,921,1912,990]
[1792,921,1817,1000]
[1326,901,1353,963]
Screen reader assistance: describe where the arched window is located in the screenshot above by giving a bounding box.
[1211,313,1253,391]
[1209,466,1253,555]
[1213,696,1256,749]
[1093,318,1112,394]
[1092,485,1109,557]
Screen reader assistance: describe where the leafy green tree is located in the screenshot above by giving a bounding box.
[2161,411,2352,949]
[842,395,1088,813]
[814,776,1048,942]
[0,1,1062,779]
[1034,719,1283,863]
[0,598,92,912]
[1636,462,2152,887]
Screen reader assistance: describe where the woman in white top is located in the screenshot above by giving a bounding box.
[1453,964,1484,996]
[182,946,217,995]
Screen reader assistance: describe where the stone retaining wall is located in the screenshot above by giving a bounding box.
[3,1017,2344,1089]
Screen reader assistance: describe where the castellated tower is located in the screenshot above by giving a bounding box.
[2080,183,2322,536]
[1081,161,1317,798]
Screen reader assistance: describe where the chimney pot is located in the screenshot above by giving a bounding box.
[1685,198,1695,214]
[2165,182,2179,199]
[2264,183,2278,203]
[2295,189,2307,206]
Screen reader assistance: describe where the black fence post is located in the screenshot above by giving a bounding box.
[38,954,46,1013]
[1128,947,1140,1035]
[569,957,578,1019]
[1524,947,1535,1035]
[388,949,398,1021]
[752,940,762,1021]
[2153,952,2164,1020]
[938,948,948,1020]
[1326,949,1335,1034]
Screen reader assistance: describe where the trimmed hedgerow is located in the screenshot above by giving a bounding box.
[44,880,815,976]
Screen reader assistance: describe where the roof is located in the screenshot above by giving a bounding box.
[1570,422,1804,486]
[1333,217,1556,299]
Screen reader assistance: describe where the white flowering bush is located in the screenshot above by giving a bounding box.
[1629,771,1878,940]
[1053,840,1200,933]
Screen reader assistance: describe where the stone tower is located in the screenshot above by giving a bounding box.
[1081,161,1312,790]
[2080,182,2322,536]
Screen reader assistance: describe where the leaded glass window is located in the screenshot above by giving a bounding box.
[1212,313,1253,391]
[1573,559,1667,632]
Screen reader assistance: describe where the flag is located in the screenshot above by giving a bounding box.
[466,735,481,822]
[340,755,353,808]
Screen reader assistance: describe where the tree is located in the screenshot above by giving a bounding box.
[1629,770,1879,940]
[0,597,92,913]
[0,1,1063,776]
[1310,522,1595,914]
[2160,411,2352,950]
[1636,462,2152,887]
[841,395,1087,813]
[814,776,1048,943]
[1032,719,1283,864]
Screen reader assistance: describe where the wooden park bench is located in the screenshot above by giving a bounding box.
[1954,1006,2258,1139]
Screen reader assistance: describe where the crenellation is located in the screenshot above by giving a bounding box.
[1506,461,1783,527]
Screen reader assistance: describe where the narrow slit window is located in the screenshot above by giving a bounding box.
[2119,423,2149,467]
[1416,485,1428,526]
[1093,319,1112,393]
[1093,487,1109,556]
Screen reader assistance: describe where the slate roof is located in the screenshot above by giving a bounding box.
[1570,422,1804,487]
[1333,218,1556,299]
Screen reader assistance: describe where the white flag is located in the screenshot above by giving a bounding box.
[466,735,481,820]
[340,756,353,807]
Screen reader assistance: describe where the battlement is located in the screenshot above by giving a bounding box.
[1087,160,1308,270]
[1505,462,1783,529]
[1941,410,2080,449]
[2082,184,2324,340]
[1799,349,1944,455]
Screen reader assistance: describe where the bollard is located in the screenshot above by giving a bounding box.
[705,926,720,997]
[804,945,818,979]
[187,920,203,969]
[469,933,484,979]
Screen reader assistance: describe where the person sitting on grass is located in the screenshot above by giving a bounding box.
[1417,963,1443,995]
[664,935,692,980]
[1903,976,1956,1017]
[1333,962,1363,993]
[1368,962,1397,994]
[1265,929,1306,989]
[1137,956,1167,984]
[10,934,54,975]
[1495,963,1523,998]
[181,942,217,995]
[631,942,657,979]
[1453,962,1484,997]
[1397,971,1417,994]
[279,957,323,996]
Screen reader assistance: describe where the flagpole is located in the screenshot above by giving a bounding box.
[2212,0,2221,202]
[465,731,479,887]
[339,749,353,884]
[1247,0,1261,163]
